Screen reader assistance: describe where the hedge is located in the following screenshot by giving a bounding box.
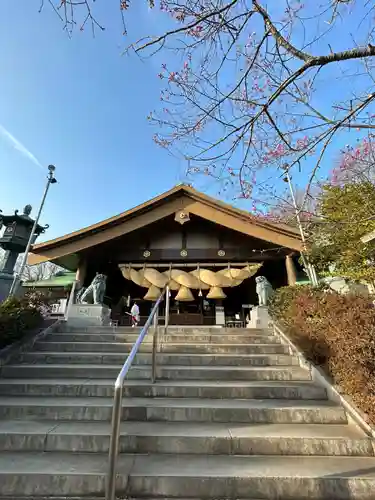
[269,285,375,425]
[0,292,50,350]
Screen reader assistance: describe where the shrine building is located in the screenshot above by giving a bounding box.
[28,185,304,325]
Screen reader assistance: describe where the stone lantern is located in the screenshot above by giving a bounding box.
[0,205,48,300]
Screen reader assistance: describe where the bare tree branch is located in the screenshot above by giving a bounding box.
[40,0,375,209]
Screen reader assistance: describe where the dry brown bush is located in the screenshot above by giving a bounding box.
[270,286,375,424]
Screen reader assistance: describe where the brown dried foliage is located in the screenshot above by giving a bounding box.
[269,286,375,425]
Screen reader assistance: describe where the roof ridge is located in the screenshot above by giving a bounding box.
[30,184,301,255]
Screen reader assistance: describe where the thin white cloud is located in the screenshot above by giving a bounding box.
[0,123,42,168]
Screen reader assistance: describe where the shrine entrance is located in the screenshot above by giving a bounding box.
[28,185,304,326]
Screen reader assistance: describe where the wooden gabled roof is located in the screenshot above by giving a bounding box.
[29,184,302,267]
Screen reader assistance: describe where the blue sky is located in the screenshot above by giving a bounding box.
[0,1,372,241]
[0,1,185,241]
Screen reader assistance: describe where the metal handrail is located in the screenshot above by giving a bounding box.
[106,285,170,500]
[64,279,78,321]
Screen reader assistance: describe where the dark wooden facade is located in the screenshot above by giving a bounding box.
[83,214,287,268]
[78,215,298,323]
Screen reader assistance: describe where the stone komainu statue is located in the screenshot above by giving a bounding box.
[255,276,274,306]
[79,273,107,305]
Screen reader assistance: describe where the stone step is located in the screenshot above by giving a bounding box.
[0,420,372,456]
[0,379,327,399]
[17,351,298,367]
[1,452,375,498]
[33,341,290,354]
[65,326,269,335]
[0,498,299,500]
[122,453,375,499]
[0,364,311,381]
[0,498,105,500]
[46,332,281,344]
[0,396,346,423]
[0,451,129,497]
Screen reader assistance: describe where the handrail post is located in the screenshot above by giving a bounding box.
[165,285,170,335]
[64,279,77,321]
[106,382,122,500]
[151,304,159,384]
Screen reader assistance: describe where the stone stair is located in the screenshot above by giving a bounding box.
[0,324,374,499]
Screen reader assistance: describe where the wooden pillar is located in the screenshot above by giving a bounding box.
[285,254,297,286]
[75,257,87,288]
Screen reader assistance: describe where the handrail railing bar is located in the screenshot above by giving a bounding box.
[106,288,166,500]
[151,304,159,384]
[114,292,164,388]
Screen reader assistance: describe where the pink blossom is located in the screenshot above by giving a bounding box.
[188,25,203,38]
[275,143,285,156]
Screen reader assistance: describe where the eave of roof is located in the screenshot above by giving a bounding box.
[31,184,301,254]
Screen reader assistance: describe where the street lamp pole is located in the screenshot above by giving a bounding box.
[8,165,57,297]
[283,166,319,286]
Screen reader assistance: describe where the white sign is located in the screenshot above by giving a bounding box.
[215,305,225,326]
[77,307,90,316]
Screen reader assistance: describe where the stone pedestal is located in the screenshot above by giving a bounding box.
[67,304,111,327]
[0,272,13,302]
[247,305,272,329]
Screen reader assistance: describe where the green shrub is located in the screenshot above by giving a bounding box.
[268,285,302,320]
[0,291,50,349]
[270,286,375,424]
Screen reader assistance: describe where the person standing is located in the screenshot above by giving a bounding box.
[130,301,140,327]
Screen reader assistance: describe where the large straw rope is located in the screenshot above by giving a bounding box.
[119,263,262,300]
[130,268,151,288]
